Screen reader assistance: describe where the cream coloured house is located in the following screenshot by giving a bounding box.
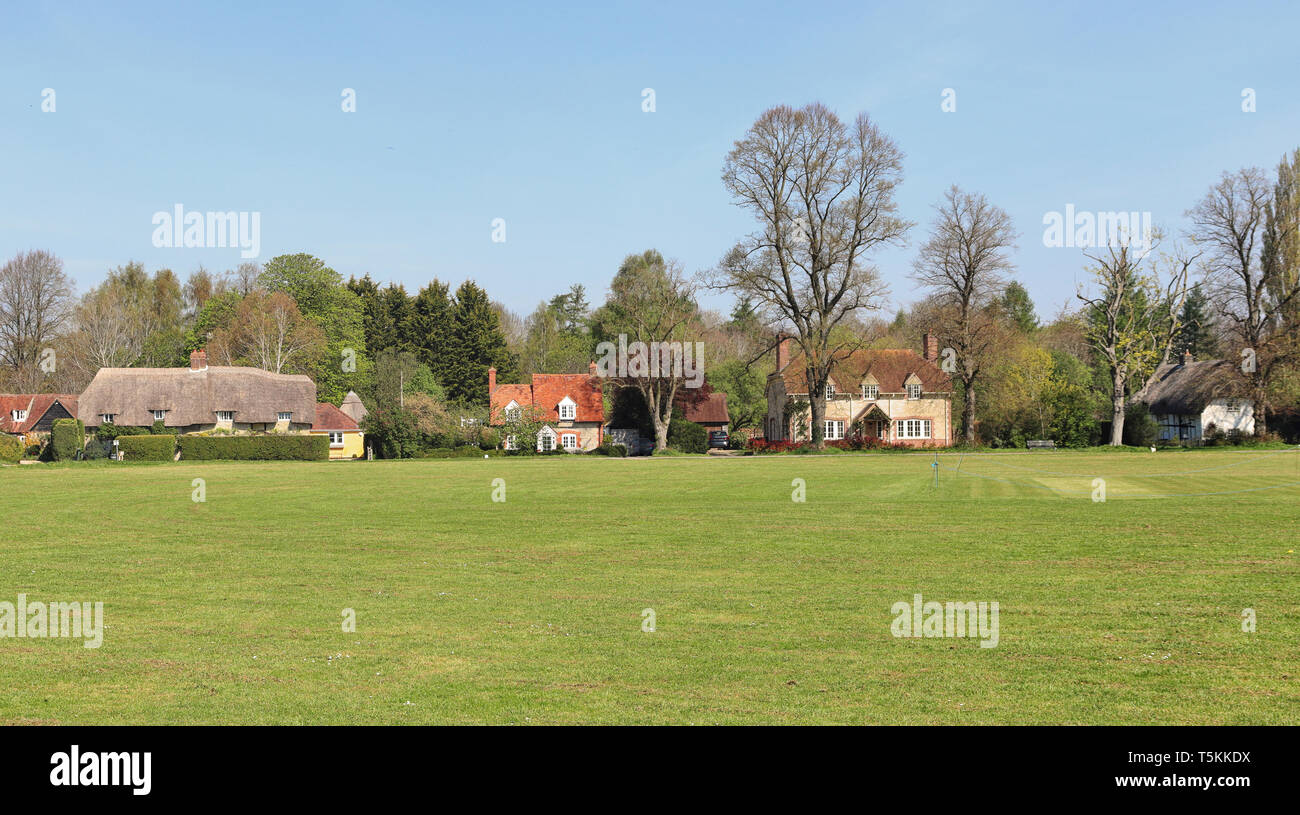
[765,334,953,447]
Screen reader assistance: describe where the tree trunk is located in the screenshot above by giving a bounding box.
[1109,370,1126,446]
[1253,377,1268,436]
[962,376,976,445]
[653,415,669,451]
[808,383,826,449]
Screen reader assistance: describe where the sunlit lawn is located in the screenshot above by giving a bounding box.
[1,448,1297,724]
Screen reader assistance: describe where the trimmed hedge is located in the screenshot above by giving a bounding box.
[117,435,177,461]
[667,419,707,454]
[178,434,329,461]
[51,419,85,461]
[0,434,21,463]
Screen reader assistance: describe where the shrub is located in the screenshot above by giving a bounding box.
[51,419,85,461]
[667,419,707,454]
[83,439,112,460]
[594,442,627,457]
[118,435,177,461]
[0,434,21,463]
[151,420,178,435]
[178,435,329,461]
[96,423,149,441]
[1122,404,1159,447]
[418,447,502,459]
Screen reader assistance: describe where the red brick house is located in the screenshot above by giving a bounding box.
[488,364,605,452]
[765,334,953,447]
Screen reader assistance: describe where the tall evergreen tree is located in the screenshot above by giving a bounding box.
[996,281,1039,334]
[409,281,455,384]
[1173,283,1218,360]
[444,281,517,405]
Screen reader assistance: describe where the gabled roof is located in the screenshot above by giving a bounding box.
[489,374,603,424]
[78,366,316,427]
[0,394,79,433]
[679,391,730,424]
[779,349,952,395]
[1133,359,1249,415]
[314,402,361,431]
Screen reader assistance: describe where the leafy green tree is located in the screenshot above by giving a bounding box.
[996,281,1039,334]
[409,281,455,383]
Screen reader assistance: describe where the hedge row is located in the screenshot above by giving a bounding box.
[0,434,21,463]
[117,435,177,461]
[178,435,329,461]
[51,419,85,461]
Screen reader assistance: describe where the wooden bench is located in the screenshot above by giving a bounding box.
[1026,440,1056,450]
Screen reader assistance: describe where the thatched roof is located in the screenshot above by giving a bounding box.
[340,390,368,422]
[1132,359,1248,415]
[77,366,316,427]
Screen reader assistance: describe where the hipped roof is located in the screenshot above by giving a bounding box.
[78,366,316,427]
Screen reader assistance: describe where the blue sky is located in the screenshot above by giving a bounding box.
[4,0,1299,322]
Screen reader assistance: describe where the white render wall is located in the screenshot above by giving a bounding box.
[1201,398,1254,436]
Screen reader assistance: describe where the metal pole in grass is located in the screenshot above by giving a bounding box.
[932,451,939,488]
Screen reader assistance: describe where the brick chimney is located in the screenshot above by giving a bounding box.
[1182,350,1193,365]
[776,333,791,372]
[923,333,939,362]
[190,348,208,371]
[588,360,598,376]
[488,366,496,395]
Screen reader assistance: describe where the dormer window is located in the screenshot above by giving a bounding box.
[558,396,576,421]
[277,412,292,422]
[152,409,167,421]
[11,409,27,422]
[824,382,836,400]
[216,410,234,422]
[504,401,521,422]
[100,414,116,424]
[906,384,922,400]
[861,385,877,400]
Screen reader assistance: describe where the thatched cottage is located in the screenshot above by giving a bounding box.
[77,350,317,433]
[1132,352,1254,442]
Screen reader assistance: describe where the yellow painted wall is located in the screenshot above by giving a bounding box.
[311,430,365,459]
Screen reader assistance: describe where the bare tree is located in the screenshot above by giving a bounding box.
[0,250,73,389]
[1189,167,1300,435]
[710,103,909,448]
[1077,238,1193,445]
[67,284,141,377]
[215,290,325,373]
[911,186,1018,444]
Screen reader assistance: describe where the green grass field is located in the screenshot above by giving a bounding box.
[2,448,1297,724]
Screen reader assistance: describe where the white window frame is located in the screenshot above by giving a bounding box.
[823,420,844,440]
[824,382,836,400]
[328,431,344,447]
[896,419,931,439]
[558,397,577,421]
[504,434,518,450]
[537,426,557,452]
[1224,399,1241,414]
[861,385,877,400]
[216,410,235,422]
[561,433,578,451]
[906,384,922,400]
[504,400,521,423]
[277,412,292,422]
[152,409,167,421]
[101,414,116,424]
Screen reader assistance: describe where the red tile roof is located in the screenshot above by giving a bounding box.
[780,349,952,395]
[0,394,79,433]
[678,390,730,424]
[314,402,360,431]
[490,374,604,424]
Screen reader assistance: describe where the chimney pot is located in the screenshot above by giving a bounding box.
[923,333,939,362]
[488,366,497,395]
[1182,350,1193,365]
[776,333,791,373]
[190,349,208,371]
[588,360,598,377]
